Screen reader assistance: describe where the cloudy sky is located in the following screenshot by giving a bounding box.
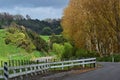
[0,0,69,20]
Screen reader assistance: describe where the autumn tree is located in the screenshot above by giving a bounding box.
[61,0,120,56]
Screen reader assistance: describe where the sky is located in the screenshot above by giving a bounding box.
[0,0,69,20]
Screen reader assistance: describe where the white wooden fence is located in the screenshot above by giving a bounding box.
[0,58,96,80]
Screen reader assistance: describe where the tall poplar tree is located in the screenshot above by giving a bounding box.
[62,0,120,56]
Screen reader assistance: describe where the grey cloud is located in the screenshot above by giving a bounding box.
[0,0,69,8]
[0,0,69,19]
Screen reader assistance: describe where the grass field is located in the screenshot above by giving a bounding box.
[40,35,50,41]
[40,35,61,41]
[0,29,45,60]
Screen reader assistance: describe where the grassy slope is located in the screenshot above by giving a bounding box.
[0,29,44,60]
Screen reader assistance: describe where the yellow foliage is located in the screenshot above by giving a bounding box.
[62,0,120,56]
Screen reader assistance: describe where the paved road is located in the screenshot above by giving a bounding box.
[62,62,120,80]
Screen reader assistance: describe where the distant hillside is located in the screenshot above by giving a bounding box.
[0,12,62,35]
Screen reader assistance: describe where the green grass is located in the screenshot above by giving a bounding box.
[40,35,61,41]
[40,35,50,41]
[0,29,45,61]
[97,54,120,62]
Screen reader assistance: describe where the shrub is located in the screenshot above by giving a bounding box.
[53,43,64,59]
[97,54,120,62]
[7,27,16,34]
[49,34,67,49]
[75,48,99,59]
[50,34,67,44]
[61,42,73,60]
[5,26,36,52]
[26,29,48,52]
[18,39,35,53]
[5,38,11,44]
[75,49,88,58]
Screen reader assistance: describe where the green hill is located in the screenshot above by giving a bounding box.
[0,29,46,60]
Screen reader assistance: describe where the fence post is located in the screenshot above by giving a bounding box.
[12,60,14,66]
[71,61,73,69]
[82,60,85,68]
[54,59,56,70]
[1,61,3,67]
[4,62,9,80]
[62,62,64,70]
[93,59,96,68]
[93,63,96,68]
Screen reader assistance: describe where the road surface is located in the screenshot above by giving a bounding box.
[17,62,120,80]
[62,62,120,80]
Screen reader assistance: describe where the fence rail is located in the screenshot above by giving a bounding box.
[0,58,96,80]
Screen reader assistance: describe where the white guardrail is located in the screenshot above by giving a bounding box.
[0,58,96,80]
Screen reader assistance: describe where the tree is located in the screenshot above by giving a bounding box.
[61,0,120,56]
[41,27,52,35]
[26,14,31,20]
[0,12,13,26]
[13,14,24,20]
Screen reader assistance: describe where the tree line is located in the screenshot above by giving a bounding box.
[0,12,62,35]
